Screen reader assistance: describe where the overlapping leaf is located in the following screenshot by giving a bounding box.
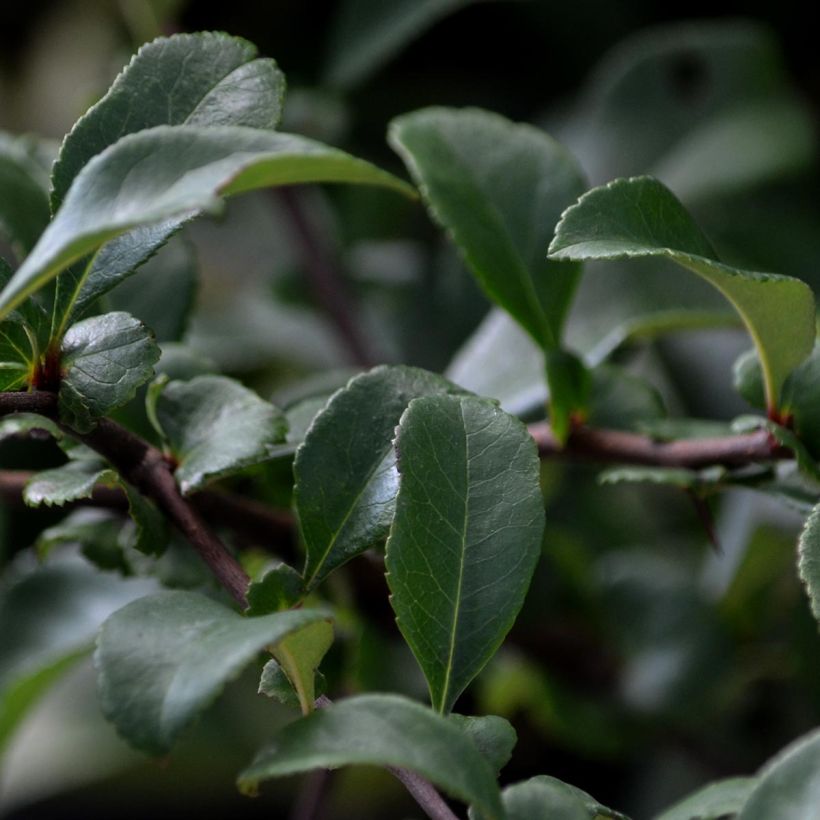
[95,590,330,754]
[386,394,544,714]
[549,176,815,410]
[656,777,757,820]
[295,365,465,590]
[238,693,503,819]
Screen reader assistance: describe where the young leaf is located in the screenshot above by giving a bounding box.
[295,365,465,590]
[655,776,757,820]
[0,552,155,752]
[270,620,334,715]
[24,459,117,508]
[389,107,586,351]
[59,312,161,433]
[0,125,414,321]
[259,659,326,710]
[385,394,544,714]
[738,728,820,819]
[548,176,815,411]
[798,503,820,626]
[153,375,287,494]
[246,564,305,615]
[95,590,330,755]
[237,693,503,819]
[51,32,286,207]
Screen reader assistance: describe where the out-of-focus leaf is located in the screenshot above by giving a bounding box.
[586,365,665,431]
[798,503,820,627]
[655,776,757,820]
[245,564,304,616]
[449,714,516,776]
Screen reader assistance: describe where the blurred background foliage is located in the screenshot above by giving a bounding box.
[0,1,818,818]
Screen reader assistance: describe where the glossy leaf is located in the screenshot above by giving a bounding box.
[295,365,464,590]
[59,312,160,433]
[24,459,117,508]
[325,0,477,89]
[549,176,815,410]
[385,394,544,714]
[238,693,503,819]
[390,107,586,351]
[656,776,757,820]
[798,504,820,627]
[0,125,413,321]
[738,729,820,819]
[95,590,330,755]
[0,552,155,752]
[153,375,287,494]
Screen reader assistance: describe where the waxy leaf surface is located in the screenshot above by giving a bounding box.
[95,590,329,755]
[549,176,815,408]
[386,394,544,713]
[295,365,464,590]
[238,693,503,819]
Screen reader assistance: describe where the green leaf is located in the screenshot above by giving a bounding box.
[51,32,286,207]
[656,776,757,820]
[386,394,544,714]
[449,714,516,776]
[0,132,51,257]
[270,620,334,715]
[390,107,586,351]
[732,415,820,482]
[587,365,666,431]
[325,0,477,89]
[0,412,61,442]
[24,459,117,507]
[781,346,820,458]
[599,466,725,491]
[738,729,820,819]
[120,483,169,557]
[106,234,198,342]
[246,564,305,615]
[545,349,591,443]
[472,776,589,820]
[153,375,287,494]
[59,312,160,433]
[0,552,155,752]
[798,504,820,627]
[237,693,503,819]
[295,365,464,590]
[36,509,129,572]
[0,125,414,322]
[258,659,326,711]
[733,349,766,410]
[549,176,816,411]
[95,589,330,755]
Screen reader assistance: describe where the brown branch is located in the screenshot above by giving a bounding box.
[277,188,375,367]
[529,422,788,469]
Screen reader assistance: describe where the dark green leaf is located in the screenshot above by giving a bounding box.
[51,32,286,206]
[0,552,155,751]
[656,776,757,820]
[386,394,544,714]
[237,693,503,819]
[390,107,586,351]
[59,312,160,433]
[95,590,330,754]
[0,132,51,257]
[549,177,815,410]
[258,659,326,711]
[545,349,591,443]
[246,564,305,615]
[106,234,198,342]
[0,126,414,321]
[24,459,117,507]
[449,714,516,775]
[738,729,820,819]
[472,775,589,820]
[325,0,477,89]
[153,375,287,494]
[295,365,464,590]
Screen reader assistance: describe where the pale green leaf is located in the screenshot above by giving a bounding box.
[246,564,304,615]
[258,659,327,711]
[549,176,815,410]
[95,590,330,755]
[656,776,757,820]
[153,375,287,494]
[390,107,586,351]
[295,365,465,590]
[59,312,160,433]
[237,693,503,819]
[270,620,334,715]
[738,729,820,819]
[0,125,413,321]
[386,394,544,714]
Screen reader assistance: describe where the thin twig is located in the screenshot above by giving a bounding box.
[277,188,375,367]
